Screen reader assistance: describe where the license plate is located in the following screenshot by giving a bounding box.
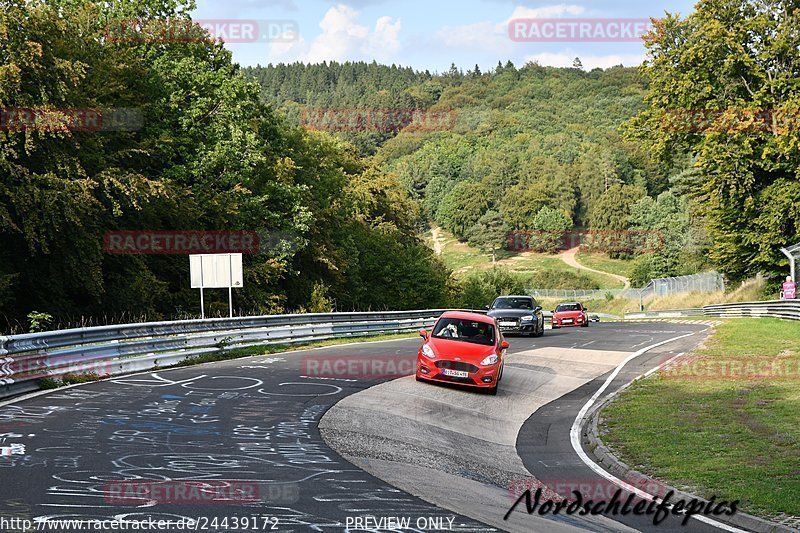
[563,319,573,324]
[499,321,517,327]
[442,369,469,378]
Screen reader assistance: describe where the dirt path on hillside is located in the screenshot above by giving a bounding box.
[559,246,631,289]
[430,226,445,255]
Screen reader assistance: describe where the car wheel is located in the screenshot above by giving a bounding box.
[582,321,589,328]
[536,319,545,337]
[487,384,498,395]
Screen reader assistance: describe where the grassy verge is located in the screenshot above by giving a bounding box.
[574,252,633,278]
[430,228,623,289]
[600,318,800,518]
[538,297,633,317]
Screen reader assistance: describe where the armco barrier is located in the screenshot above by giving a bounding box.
[624,300,800,321]
[703,299,800,320]
[625,308,704,319]
[0,310,483,399]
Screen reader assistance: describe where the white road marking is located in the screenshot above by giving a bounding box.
[569,331,749,533]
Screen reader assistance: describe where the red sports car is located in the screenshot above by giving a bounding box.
[551,302,589,328]
[416,311,508,395]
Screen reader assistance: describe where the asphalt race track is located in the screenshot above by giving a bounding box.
[0,321,736,532]
[320,322,730,533]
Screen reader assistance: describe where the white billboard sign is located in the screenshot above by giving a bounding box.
[190,254,243,289]
[190,254,243,318]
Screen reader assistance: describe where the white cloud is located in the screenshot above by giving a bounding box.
[508,4,585,19]
[435,21,509,51]
[365,16,402,59]
[435,4,585,52]
[268,4,401,63]
[524,51,645,69]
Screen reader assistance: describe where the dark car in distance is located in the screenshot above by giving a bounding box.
[486,295,545,337]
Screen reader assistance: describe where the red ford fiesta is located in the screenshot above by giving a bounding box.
[416,311,508,395]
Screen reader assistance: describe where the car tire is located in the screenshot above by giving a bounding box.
[582,321,589,328]
[488,385,498,395]
[536,319,545,337]
[415,375,424,382]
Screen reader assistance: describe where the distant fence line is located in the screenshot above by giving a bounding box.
[527,271,725,301]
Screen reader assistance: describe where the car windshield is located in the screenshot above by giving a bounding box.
[556,304,582,312]
[492,298,533,310]
[432,318,496,346]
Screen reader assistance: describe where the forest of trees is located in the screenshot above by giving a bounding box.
[0,0,450,329]
[1,0,796,330]
[246,61,708,287]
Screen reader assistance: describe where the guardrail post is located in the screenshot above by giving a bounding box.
[0,336,7,357]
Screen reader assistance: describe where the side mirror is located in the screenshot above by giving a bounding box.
[534,306,542,312]
[419,329,428,339]
[484,305,490,310]
[500,340,510,350]
[584,308,589,312]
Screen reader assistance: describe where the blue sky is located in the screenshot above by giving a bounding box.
[192,0,697,72]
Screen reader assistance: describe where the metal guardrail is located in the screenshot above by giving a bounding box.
[624,300,800,321]
[528,272,725,301]
[529,288,643,299]
[703,300,800,321]
[0,309,479,399]
[625,308,705,319]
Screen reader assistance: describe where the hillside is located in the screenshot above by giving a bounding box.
[249,61,708,286]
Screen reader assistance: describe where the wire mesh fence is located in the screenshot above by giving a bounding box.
[527,271,725,301]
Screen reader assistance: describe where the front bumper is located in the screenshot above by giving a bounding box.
[416,355,499,388]
[552,316,585,327]
[494,318,536,334]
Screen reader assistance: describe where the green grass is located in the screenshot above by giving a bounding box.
[601,318,800,518]
[538,296,636,317]
[431,228,624,289]
[575,252,633,278]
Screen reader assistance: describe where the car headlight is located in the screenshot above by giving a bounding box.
[521,315,534,321]
[481,354,499,366]
[421,344,435,359]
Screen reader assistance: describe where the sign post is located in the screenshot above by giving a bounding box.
[190,254,244,318]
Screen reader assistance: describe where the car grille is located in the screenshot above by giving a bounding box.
[434,374,476,384]
[496,316,521,327]
[435,361,479,373]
